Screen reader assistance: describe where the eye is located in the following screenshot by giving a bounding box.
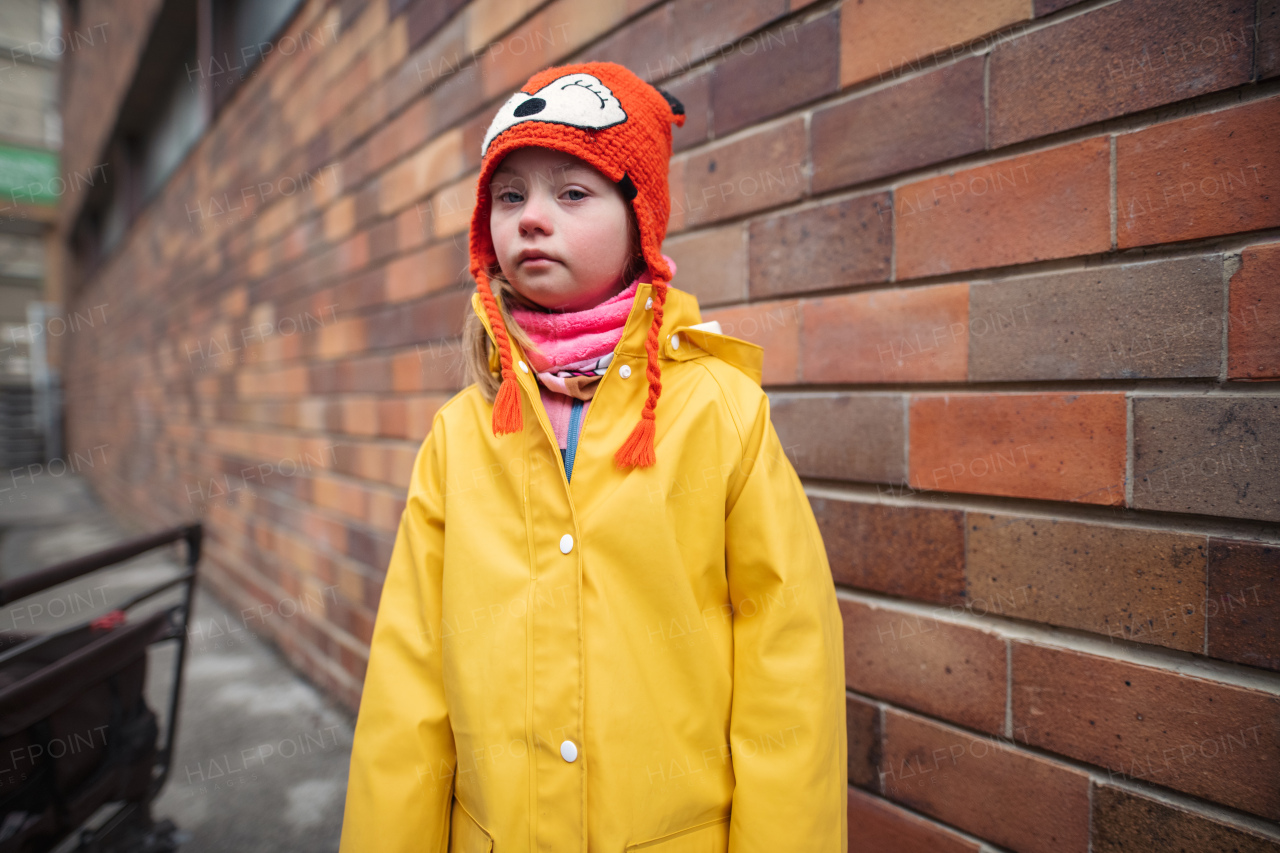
[495,188,524,203]
[562,188,587,201]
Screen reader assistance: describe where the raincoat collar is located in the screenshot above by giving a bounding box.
[469,283,764,386]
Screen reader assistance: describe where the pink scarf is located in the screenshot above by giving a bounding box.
[508,257,675,448]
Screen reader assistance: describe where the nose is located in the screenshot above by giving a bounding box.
[517,188,553,236]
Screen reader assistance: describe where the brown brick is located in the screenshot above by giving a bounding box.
[967,514,1208,652]
[1207,539,1280,672]
[848,787,980,853]
[800,284,969,384]
[1118,96,1280,248]
[667,0,790,76]
[989,0,1253,147]
[675,118,808,230]
[968,255,1225,381]
[577,2,673,81]
[1261,0,1280,80]
[811,498,965,605]
[711,10,840,137]
[664,69,710,153]
[477,0,627,99]
[1092,784,1280,853]
[770,392,906,483]
[701,299,799,385]
[1035,0,1087,13]
[908,393,1127,504]
[895,138,1111,279]
[841,599,1007,735]
[1132,396,1280,522]
[812,57,985,193]
[385,240,467,303]
[1012,643,1280,820]
[748,193,892,299]
[881,709,1091,853]
[839,0,1031,87]
[847,694,882,790]
[663,223,747,307]
[1228,242,1280,379]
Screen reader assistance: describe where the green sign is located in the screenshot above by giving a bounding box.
[0,145,61,206]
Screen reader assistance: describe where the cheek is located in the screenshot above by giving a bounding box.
[567,205,631,269]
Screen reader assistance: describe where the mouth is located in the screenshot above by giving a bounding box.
[517,250,560,266]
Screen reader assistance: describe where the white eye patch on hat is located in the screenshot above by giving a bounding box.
[481,72,629,157]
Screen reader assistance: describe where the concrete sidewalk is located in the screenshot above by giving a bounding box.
[0,473,353,852]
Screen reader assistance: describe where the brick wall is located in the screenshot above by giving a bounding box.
[57,0,1280,848]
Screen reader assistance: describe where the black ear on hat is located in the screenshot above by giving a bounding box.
[654,87,685,117]
[617,174,638,201]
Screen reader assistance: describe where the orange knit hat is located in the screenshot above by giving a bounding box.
[469,61,686,468]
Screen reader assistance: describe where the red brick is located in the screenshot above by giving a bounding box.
[989,0,1253,147]
[1228,242,1280,379]
[839,0,1031,87]
[385,241,467,303]
[801,284,968,384]
[840,599,1007,735]
[701,299,799,385]
[967,514,1208,653]
[811,499,965,605]
[673,118,807,230]
[908,393,1127,504]
[710,11,840,137]
[1012,643,1280,819]
[1207,539,1280,672]
[895,139,1111,279]
[748,194,892,299]
[1091,784,1280,853]
[812,57,985,193]
[1117,96,1280,248]
[848,787,980,853]
[881,709,1091,853]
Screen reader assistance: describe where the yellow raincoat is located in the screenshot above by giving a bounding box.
[340,282,847,852]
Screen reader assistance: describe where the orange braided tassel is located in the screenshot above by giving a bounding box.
[492,371,523,434]
[614,414,656,468]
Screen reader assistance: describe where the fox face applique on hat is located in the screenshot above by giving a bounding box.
[469,61,686,469]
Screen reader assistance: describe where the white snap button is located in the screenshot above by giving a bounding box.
[560,533,573,554]
[560,740,578,762]
[619,364,631,379]
[518,360,529,373]
[645,297,653,310]
[670,334,680,350]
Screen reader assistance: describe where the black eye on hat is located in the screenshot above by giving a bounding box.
[514,97,546,117]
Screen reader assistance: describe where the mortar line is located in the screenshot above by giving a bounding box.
[834,588,1280,693]
[856,689,1280,843]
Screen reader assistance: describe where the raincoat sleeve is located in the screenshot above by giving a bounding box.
[340,418,455,852]
[724,390,848,852]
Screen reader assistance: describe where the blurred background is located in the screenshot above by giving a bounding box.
[1,0,1278,850]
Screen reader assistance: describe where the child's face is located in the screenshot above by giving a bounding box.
[489,147,633,312]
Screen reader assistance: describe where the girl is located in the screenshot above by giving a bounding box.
[340,62,847,852]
